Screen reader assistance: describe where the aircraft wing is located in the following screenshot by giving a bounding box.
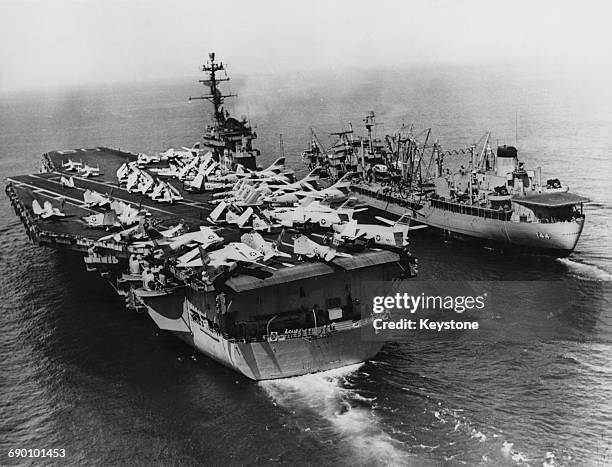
[375,216,396,226]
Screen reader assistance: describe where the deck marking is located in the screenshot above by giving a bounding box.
[29,173,200,218]
[63,173,208,210]
[8,178,98,213]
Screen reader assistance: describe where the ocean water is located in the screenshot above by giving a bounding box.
[1,65,611,466]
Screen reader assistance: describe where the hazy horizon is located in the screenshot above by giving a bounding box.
[1,0,611,92]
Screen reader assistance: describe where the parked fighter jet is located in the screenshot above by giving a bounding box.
[208,201,281,231]
[240,231,290,261]
[135,226,223,252]
[98,223,140,242]
[61,159,83,172]
[261,169,322,204]
[209,180,264,207]
[83,210,119,228]
[158,148,178,161]
[32,200,65,219]
[77,163,102,177]
[207,166,243,184]
[267,168,322,193]
[211,178,254,200]
[83,189,112,208]
[300,172,353,202]
[177,241,265,269]
[116,161,138,184]
[100,221,183,244]
[149,223,185,239]
[207,201,229,224]
[302,198,366,227]
[60,175,75,188]
[116,204,141,226]
[332,214,426,248]
[261,172,351,204]
[137,152,161,166]
[183,173,206,192]
[150,180,183,204]
[264,198,363,229]
[251,158,286,178]
[262,190,304,205]
[226,207,254,229]
[264,204,309,227]
[252,214,281,232]
[293,234,351,261]
[125,169,143,191]
[175,157,201,181]
[149,160,186,178]
[155,145,199,164]
[135,174,155,195]
[174,143,201,159]
[126,170,154,194]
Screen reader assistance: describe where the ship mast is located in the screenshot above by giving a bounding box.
[189,52,237,129]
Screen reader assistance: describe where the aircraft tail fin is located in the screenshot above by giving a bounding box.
[198,245,211,267]
[396,214,412,226]
[275,228,284,250]
[103,210,118,226]
[252,216,269,231]
[244,189,261,206]
[236,207,254,228]
[301,168,321,183]
[32,199,43,215]
[191,174,205,190]
[332,172,354,188]
[265,157,285,173]
[209,201,227,223]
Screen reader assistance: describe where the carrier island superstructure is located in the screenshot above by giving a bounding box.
[303,115,589,257]
[5,55,417,380]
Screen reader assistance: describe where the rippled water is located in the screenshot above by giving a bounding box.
[1,66,611,465]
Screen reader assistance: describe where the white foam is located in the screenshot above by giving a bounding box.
[260,364,412,465]
[501,441,531,464]
[542,451,557,467]
[557,258,612,281]
[470,430,486,442]
[511,452,527,463]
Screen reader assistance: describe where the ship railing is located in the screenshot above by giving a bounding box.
[260,316,372,344]
[351,184,422,209]
[429,198,513,221]
[352,182,515,221]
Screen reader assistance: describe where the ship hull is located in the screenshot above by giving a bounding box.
[147,305,383,380]
[353,192,585,257]
[173,323,383,380]
[140,287,385,381]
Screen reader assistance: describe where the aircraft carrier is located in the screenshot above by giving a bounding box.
[4,54,417,380]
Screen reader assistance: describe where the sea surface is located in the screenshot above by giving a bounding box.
[1,65,611,466]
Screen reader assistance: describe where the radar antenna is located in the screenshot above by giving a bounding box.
[189,52,237,128]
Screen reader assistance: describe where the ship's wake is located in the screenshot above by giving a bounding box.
[556,258,612,281]
[259,364,413,466]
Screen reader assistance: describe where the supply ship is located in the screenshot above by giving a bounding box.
[5,54,417,380]
[303,114,589,257]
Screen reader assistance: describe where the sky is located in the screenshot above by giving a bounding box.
[0,0,611,91]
